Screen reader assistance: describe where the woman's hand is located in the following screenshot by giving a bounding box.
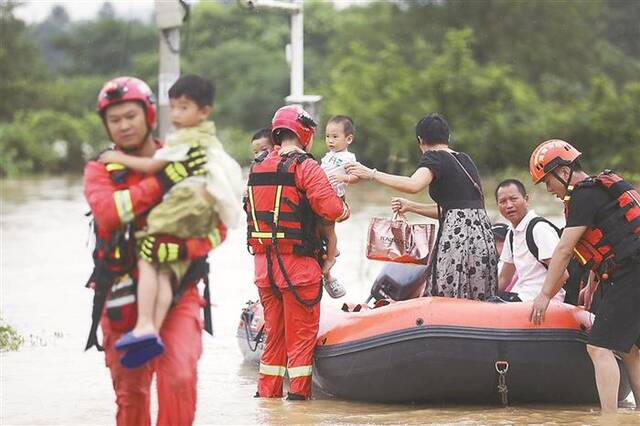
[344,161,374,180]
[391,197,412,214]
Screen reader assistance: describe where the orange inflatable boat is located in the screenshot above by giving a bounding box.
[314,297,631,403]
[238,264,632,404]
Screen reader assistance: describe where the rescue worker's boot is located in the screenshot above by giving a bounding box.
[286,392,307,401]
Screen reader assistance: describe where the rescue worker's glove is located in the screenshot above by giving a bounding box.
[139,235,187,263]
[156,144,207,191]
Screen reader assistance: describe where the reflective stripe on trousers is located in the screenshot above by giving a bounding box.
[259,363,286,377]
[288,365,312,378]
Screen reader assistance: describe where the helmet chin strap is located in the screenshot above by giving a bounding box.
[551,165,575,196]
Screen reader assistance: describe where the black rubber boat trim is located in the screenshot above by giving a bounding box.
[315,325,589,358]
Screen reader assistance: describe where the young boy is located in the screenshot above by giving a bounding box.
[99,74,243,364]
[251,127,273,156]
[319,115,359,298]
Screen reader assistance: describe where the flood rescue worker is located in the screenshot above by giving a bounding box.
[245,105,349,400]
[528,139,640,413]
[84,76,226,425]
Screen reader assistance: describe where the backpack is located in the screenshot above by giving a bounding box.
[506,216,586,305]
[507,216,561,269]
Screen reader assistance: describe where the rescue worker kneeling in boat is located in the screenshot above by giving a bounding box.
[245,105,349,400]
[528,139,640,413]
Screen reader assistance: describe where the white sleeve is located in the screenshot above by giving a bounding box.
[499,231,514,263]
[153,144,190,161]
[532,222,560,260]
[320,153,331,171]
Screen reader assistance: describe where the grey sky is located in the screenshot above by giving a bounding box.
[14,0,362,23]
[14,0,156,23]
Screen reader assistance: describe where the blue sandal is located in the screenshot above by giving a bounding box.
[115,332,160,351]
[120,339,165,369]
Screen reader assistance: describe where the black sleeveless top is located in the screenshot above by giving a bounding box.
[417,149,484,210]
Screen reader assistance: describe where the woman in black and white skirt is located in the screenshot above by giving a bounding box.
[346,113,497,300]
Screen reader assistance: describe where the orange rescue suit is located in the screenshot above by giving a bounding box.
[245,147,348,398]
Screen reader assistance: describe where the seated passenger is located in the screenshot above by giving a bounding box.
[491,222,509,257]
[495,179,567,302]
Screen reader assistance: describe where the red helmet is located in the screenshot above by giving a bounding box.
[97,76,157,129]
[529,139,582,184]
[271,104,316,147]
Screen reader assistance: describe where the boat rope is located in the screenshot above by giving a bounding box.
[495,360,509,407]
[241,308,265,352]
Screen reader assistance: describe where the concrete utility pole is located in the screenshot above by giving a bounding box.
[247,0,322,120]
[155,0,185,141]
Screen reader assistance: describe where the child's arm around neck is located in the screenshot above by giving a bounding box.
[98,149,167,174]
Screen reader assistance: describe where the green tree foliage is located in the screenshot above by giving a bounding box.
[0,1,49,120]
[184,1,289,129]
[50,9,155,77]
[0,316,23,352]
[1,0,639,176]
[0,110,105,177]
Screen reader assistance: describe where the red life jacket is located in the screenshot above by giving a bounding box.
[245,151,321,257]
[565,170,640,273]
[91,163,140,274]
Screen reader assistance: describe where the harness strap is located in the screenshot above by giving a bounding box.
[85,230,125,352]
[173,257,213,335]
[265,244,323,307]
[247,186,263,245]
[248,172,296,186]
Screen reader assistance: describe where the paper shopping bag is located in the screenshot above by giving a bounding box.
[366,213,435,264]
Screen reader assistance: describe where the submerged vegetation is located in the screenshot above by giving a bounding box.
[0,316,24,352]
[1,0,639,176]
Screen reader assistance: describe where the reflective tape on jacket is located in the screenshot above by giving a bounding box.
[105,163,125,172]
[245,151,320,256]
[113,189,134,223]
[105,294,136,308]
[259,363,286,377]
[288,365,313,378]
[208,228,222,248]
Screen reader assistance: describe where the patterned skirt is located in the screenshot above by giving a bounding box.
[426,208,498,300]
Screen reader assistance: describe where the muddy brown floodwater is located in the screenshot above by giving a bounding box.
[1,177,637,424]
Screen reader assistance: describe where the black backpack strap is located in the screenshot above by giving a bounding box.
[84,229,126,352]
[84,268,112,351]
[507,229,514,257]
[173,257,213,335]
[525,217,561,268]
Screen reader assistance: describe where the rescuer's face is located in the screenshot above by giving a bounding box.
[104,102,149,151]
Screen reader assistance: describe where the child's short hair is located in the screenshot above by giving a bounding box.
[168,74,215,108]
[251,127,272,142]
[328,115,355,137]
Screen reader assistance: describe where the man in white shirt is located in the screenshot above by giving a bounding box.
[495,179,567,302]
